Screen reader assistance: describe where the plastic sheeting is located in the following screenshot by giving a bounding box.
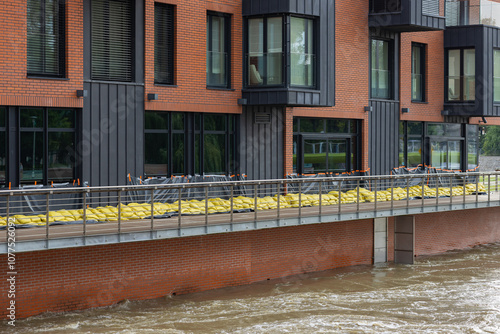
[126,174,249,203]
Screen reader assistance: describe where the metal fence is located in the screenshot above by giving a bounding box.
[1,171,499,247]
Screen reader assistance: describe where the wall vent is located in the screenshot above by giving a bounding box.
[254,112,271,124]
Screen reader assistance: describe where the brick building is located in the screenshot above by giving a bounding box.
[1,0,500,188]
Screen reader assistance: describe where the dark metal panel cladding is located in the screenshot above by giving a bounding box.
[99,84,109,187]
[369,100,399,175]
[117,85,127,184]
[108,84,118,186]
[90,84,100,185]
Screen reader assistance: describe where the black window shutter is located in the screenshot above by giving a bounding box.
[91,0,133,82]
[155,3,174,85]
[27,0,65,77]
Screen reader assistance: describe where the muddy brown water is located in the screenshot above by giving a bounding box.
[2,243,500,333]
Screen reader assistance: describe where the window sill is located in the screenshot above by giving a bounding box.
[27,76,69,81]
[154,83,178,88]
[369,98,400,102]
[207,86,234,91]
[411,100,428,104]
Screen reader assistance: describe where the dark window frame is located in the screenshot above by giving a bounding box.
[155,2,175,85]
[27,0,66,78]
[18,108,78,186]
[411,43,426,102]
[494,48,500,102]
[370,38,394,100]
[0,108,6,187]
[292,118,360,175]
[289,15,317,89]
[144,112,236,177]
[91,0,134,82]
[445,48,475,103]
[206,11,231,89]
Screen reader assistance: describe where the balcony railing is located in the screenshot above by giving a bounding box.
[1,172,499,253]
[446,0,500,28]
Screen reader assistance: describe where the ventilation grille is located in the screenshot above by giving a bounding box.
[254,112,271,124]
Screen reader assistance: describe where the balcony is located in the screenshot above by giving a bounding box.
[446,0,500,27]
[369,0,445,32]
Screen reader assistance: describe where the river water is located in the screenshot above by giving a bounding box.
[3,243,500,333]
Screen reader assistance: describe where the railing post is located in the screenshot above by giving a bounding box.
[178,187,182,230]
[83,190,87,238]
[435,174,439,207]
[46,193,50,244]
[488,174,491,203]
[230,184,234,224]
[205,186,209,232]
[390,177,394,211]
[475,174,479,203]
[463,175,466,204]
[319,179,323,216]
[277,181,281,219]
[374,179,378,212]
[338,179,342,215]
[450,175,453,206]
[118,189,122,237]
[254,183,258,222]
[421,177,425,208]
[298,182,302,220]
[150,188,155,232]
[406,176,410,208]
[356,179,360,212]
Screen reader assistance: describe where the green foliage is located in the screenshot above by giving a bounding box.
[482,126,500,156]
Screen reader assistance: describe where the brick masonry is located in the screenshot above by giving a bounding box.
[1,208,499,319]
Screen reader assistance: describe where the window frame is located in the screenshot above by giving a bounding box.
[446,48,476,102]
[91,0,134,82]
[0,108,6,187]
[206,11,231,89]
[18,108,77,186]
[292,118,360,175]
[27,0,66,78]
[154,2,175,86]
[370,38,394,100]
[144,112,236,177]
[411,43,426,102]
[494,49,500,102]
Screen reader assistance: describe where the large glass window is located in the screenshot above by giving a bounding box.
[19,108,76,184]
[155,3,175,85]
[371,39,392,99]
[290,17,314,87]
[412,44,425,102]
[248,17,283,86]
[447,48,475,101]
[27,0,65,77]
[467,125,478,170]
[399,122,423,168]
[494,50,500,102]
[0,108,5,186]
[207,13,230,88]
[428,123,463,170]
[144,112,235,177]
[293,118,359,174]
[91,0,133,82]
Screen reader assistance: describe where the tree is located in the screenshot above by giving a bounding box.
[482,125,500,156]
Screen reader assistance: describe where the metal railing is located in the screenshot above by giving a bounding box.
[1,171,499,248]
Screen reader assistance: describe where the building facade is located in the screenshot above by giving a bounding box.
[1,0,500,188]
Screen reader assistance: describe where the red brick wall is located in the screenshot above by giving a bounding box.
[0,0,83,108]
[0,219,374,319]
[144,0,243,114]
[415,207,500,256]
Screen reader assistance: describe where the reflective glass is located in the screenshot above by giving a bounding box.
[327,139,347,173]
[448,140,461,170]
[172,133,184,174]
[448,49,461,101]
[407,139,422,167]
[145,133,168,176]
[20,129,44,183]
[326,119,349,133]
[204,114,225,131]
[300,118,324,133]
[48,109,74,128]
[20,108,43,128]
[145,112,169,130]
[204,134,225,174]
[431,140,448,169]
[47,132,74,182]
[303,139,326,173]
[172,113,184,131]
[290,17,314,87]
[495,50,500,101]
[463,49,475,101]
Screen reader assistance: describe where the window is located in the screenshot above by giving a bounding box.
[155,3,175,85]
[0,108,5,187]
[290,17,314,87]
[248,17,283,86]
[370,0,401,13]
[293,118,359,174]
[91,0,133,82]
[144,112,235,177]
[494,50,500,102]
[371,39,392,99]
[447,48,475,101]
[427,123,463,170]
[399,122,423,167]
[27,0,65,77]
[207,12,230,88]
[246,15,316,88]
[467,125,478,170]
[412,44,425,102]
[19,108,76,185]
